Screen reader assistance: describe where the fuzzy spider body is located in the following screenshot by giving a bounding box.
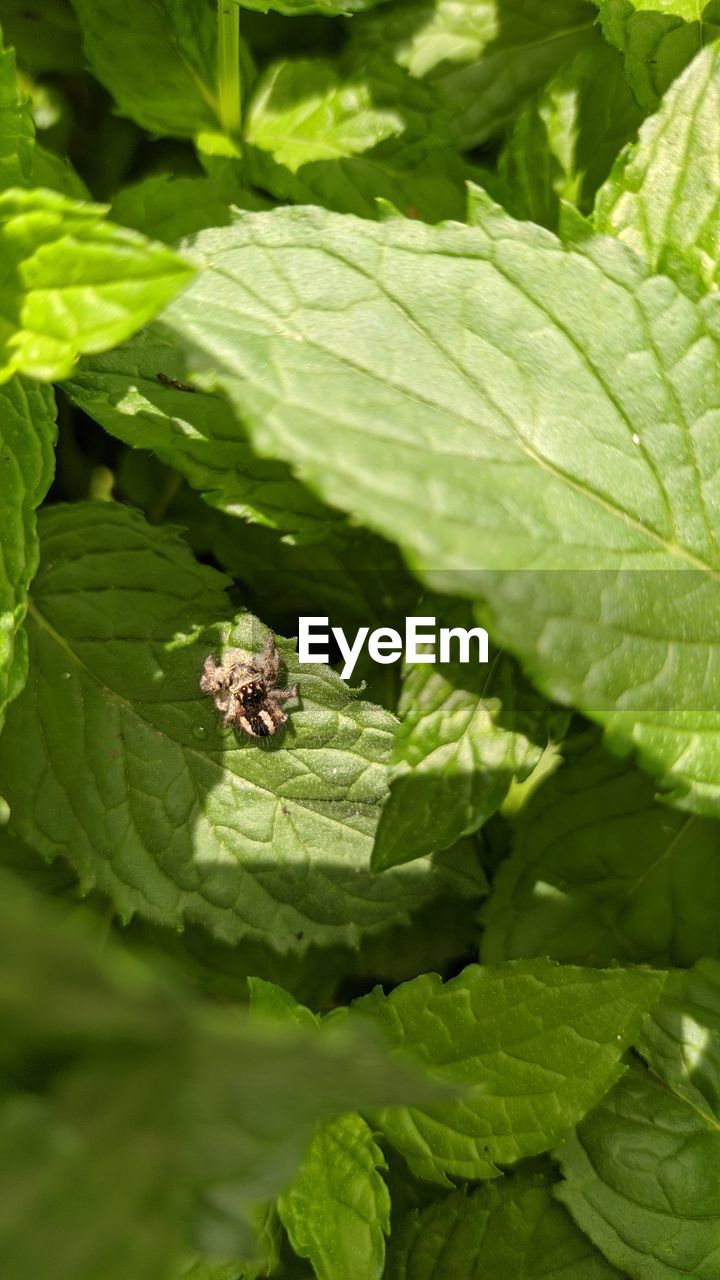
[200,636,298,738]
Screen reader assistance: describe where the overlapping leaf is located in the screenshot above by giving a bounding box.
[386,1170,623,1279]
[592,0,720,111]
[350,0,597,148]
[348,958,665,1184]
[0,873,446,1280]
[373,640,545,871]
[481,736,720,968]
[596,43,720,293]
[0,502,460,949]
[162,201,720,815]
[0,377,56,735]
[0,188,194,382]
[244,53,473,222]
[557,960,720,1278]
[68,0,223,136]
[0,36,33,191]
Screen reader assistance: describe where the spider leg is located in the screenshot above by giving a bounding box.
[268,683,298,703]
[260,634,281,685]
[199,655,220,693]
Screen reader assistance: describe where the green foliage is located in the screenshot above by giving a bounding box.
[350,959,665,1183]
[386,1169,624,1279]
[4,2,720,1276]
[557,960,720,1277]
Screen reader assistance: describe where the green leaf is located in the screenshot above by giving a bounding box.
[482,735,720,968]
[349,958,665,1184]
[498,42,642,230]
[556,959,720,1278]
[63,326,342,538]
[0,501,459,950]
[350,0,598,148]
[0,187,193,383]
[0,376,56,735]
[592,0,720,112]
[595,43,720,294]
[2,0,83,76]
[163,202,720,816]
[373,638,544,871]
[110,174,269,246]
[278,1113,390,1280]
[0,872,447,1280]
[236,0,388,13]
[386,1170,624,1279]
[245,54,473,222]
[68,0,223,137]
[0,36,33,191]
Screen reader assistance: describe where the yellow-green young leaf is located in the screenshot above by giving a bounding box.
[0,377,56,734]
[0,188,194,383]
[349,959,665,1184]
[386,1170,623,1279]
[163,203,720,816]
[592,0,720,112]
[0,502,456,950]
[481,736,720,969]
[373,641,545,872]
[0,35,33,190]
[244,54,474,223]
[349,0,597,148]
[595,44,720,294]
[556,960,720,1278]
[68,0,228,137]
[278,1113,390,1280]
[0,873,447,1280]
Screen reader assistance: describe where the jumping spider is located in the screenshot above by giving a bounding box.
[200,635,299,739]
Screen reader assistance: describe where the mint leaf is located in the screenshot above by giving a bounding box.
[111,174,269,245]
[556,960,720,1278]
[0,501,454,949]
[596,44,720,294]
[350,959,665,1184]
[237,0,388,13]
[0,35,33,190]
[63,328,341,538]
[68,0,223,137]
[0,377,56,734]
[0,872,446,1280]
[592,0,720,112]
[350,0,597,148]
[373,640,544,871]
[0,188,193,383]
[482,735,720,968]
[163,203,720,815]
[386,1170,623,1279]
[498,43,642,230]
[2,0,83,76]
[245,54,472,222]
[278,1113,390,1280]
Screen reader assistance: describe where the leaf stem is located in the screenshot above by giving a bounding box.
[217,0,242,137]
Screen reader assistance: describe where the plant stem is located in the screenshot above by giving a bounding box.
[217,0,242,137]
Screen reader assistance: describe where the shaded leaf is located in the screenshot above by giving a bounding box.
[482,737,720,968]
[0,501,460,950]
[592,0,720,112]
[386,1170,624,1279]
[0,377,56,733]
[557,960,720,1278]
